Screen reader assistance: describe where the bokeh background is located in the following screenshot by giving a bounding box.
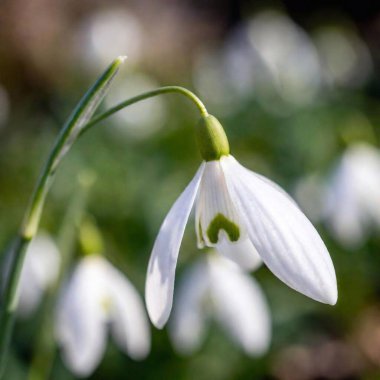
[1,0,380,379]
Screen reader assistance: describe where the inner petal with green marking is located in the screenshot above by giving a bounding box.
[195,160,244,248]
[206,213,240,244]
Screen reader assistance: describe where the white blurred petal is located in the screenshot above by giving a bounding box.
[223,26,268,99]
[18,234,60,316]
[314,26,373,88]
[208,255,271,356]
[169,260,209,355]
[217,238,262,271]
[221,155,337,305]
[325,168,364,248]
[78,8,143,70]
[56,257,108,377]
[192,49,237,114]
[146,164,205,328]
[247,11,321,106]
[105,73,167,139]
[192,10,322,113]
[324,143,380,248]
[106,262,150,360]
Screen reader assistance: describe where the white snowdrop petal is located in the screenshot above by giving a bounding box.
[208,255,271,356]
[221,156,337,305]
[324,148,366,248]
[26,234,61,287]
[105,262,151,360]
[18,234,61,316]
[195,184,205,249]
[56,257,108,377]
[17,275,41,316]
[217,238,262,271]
[326,180,364,248]
[325,143,380,248]
[145,164,205,328]
[196,161,243,247]
[169,260,209,355]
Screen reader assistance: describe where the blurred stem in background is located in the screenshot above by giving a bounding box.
[0,52,209,377]
[27,172,95,380]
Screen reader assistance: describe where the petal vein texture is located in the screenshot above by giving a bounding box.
[221,156,337,305]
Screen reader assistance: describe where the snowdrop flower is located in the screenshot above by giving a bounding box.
[313,25,373,89]
[76,8,143,71]
[192,10,321,114]
[169,254,271,356]
[245,10,321,106]
[324,143,380,248]
[146,114,337,329]
[18,233,60,317]
[56,255,150,377]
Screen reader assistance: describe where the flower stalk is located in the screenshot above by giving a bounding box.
[79,85,208,136]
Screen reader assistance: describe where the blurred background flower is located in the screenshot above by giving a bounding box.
[75,7,144,72]
[17,232,60,317]
[295,143,380,249]
[56,254,151,377]
[0,0,379,379]
[324,143,380,248]
[169,254,271,357]
[104,72,168,140]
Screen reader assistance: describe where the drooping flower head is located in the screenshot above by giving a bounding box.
[146,114,337,329]
[169,254,271,356]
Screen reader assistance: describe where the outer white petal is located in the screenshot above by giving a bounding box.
[217,238,262,271]
[169,260,209,355]
[105,262,151,360]
[56,257,108,377]
[208,255,271,356]
[221,155,337,305]
[145,164,205,328]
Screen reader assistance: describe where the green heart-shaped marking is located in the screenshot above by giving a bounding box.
[206,213,240,244]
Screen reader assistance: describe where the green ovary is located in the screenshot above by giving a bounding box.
[206,213,240,244]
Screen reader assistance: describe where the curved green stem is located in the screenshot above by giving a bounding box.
[80,86,208,136]
[21,57,126,240]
